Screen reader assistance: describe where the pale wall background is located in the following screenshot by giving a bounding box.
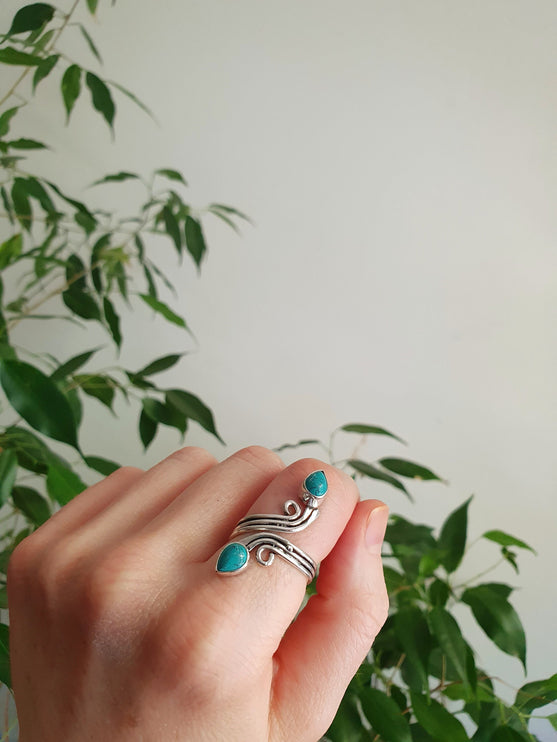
[3,0,557,738]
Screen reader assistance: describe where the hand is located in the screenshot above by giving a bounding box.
[8,446,389,741]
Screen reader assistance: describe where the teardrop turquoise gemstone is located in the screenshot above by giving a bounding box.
[216,542,249,574]
[304,470,328,498]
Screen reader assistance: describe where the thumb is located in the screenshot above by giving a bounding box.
[271,499,389,742]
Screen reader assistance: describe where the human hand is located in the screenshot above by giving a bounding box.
[8,446,389,741]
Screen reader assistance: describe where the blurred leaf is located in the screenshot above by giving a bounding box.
[155,168,187,185]
[1,187,13,224]
[78,24,102,64]
[91,171,139,186]
[165,388,223,442]
[429,607,476,694]
[64,386,82,429]
[379,458,444,482]
[428,579,450,608]
[209,203,250,222]
[490,729,530,742]
[110,80,154,119]
[0,425,59,474]
[548,714,557,731]
[0,47,42,65]
[349,459,411,499]
[136,354,184,377]
[326,693,365,742]
[0,450,17,506]
[6,138,47,150]
[502,547,519,574]
[162,206,182,256]
[86,0,99,14]
[74,374,115,410]
[50,348,100,382]
[274,438,322,452]
[515,674,557,713]
[462,584,526,670]
[360,687,412,742]
[20,177,56,214]
[184,216,207,268]
[32,53,59,90]
[74,210,97,235]
[341,423,406,444]
[8,3,55,34]
[0,624,10,689]
[103,297,121,349]
[0,360,80,450]
[139,407,157,450]
[482,531,536,554]
[139,294,187,329]
[45,181,95,221]
[63,288,102,321]
[61,64,82,122]
[411,692,469,742]
[46,462,87,505]
[142,398,187,436]
[84,456,120,476]
[438,496,472,573]
[11,179,32,232]
[85,72,115,130]
[0,234,23,270]
[0,107,19,138]
[394,608,432,692]
[12,486,50,526]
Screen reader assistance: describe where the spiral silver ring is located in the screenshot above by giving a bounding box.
[216,470,328,582]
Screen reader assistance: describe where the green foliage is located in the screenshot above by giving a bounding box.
[283,427,555,742]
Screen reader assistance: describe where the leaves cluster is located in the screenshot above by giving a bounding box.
[281,428,555,742]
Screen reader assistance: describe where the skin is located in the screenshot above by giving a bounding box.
[8,446,389,742]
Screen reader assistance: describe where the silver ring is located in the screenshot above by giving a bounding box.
[216,469,328,582]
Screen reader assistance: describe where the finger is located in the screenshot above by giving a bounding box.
[271,499,389,742]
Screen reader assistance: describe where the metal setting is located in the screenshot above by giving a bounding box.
[216,470,327,582]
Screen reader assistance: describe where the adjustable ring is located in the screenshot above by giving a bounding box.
[216,470,328,582]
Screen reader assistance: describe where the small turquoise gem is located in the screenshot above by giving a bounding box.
[304,470,328,498]
[216,543,248,574]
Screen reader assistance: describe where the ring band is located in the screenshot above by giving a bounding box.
[216,470,328,582]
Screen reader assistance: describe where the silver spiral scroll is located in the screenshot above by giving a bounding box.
[234,532,317,581]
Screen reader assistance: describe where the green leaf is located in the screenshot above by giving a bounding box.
[0,425,59,474]
[341,423,406,444]
[103,297,121,349]
[438,496,472,573]
[84,456,120,476]
[0,624,11,689]
[139,294,187,329]
[21,176,56,214]
[165,388,223,443]
[0,234,23,270]
[32,53,59,90]
[110,81,154,119]
[50,348,100,381]
[74,374,115,410]
[0,360,80,450]
[136,354,184,377]
[462,584,526,670]
[489,729,530,742]
[74,210,97,235]
[0,107,19,137]
[274,438,322,452]
[91,171,139,186]
[184,215,207,268]
[46,462,87,505]
[428,579,450,607]
[548,713,557,732]
[360,687,412,742]
[139,407,157,450]
[482,530,536,554]
[379,458,444,482]
[155,168,188,185]
[410,692,469,742]
[209,203,250,222]
[348,459,412,500]
[162,206,182,256]
[85,72,115,130]
[90,233,110,293]
[63,286,102,321]
[61,64,82,122]
[8,3,55,34]
[0,450,17,506]
[515,674,557,713]
[12,486,51,526]
[11,179,32,232]
[0,47,42,66]
[86,0,99,14]
[78,24,102,64]
[45,181,94,219]
[6,138,48,150]
[326,693,366,742]
[429,607,476,693]
[394,608,432,693]
[142,398,187,436]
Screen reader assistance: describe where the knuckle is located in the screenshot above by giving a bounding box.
[233,445,284,475]
[168,446,217,468]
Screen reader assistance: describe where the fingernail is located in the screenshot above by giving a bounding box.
[365,505,389,554]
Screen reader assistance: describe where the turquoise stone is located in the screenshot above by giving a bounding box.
[216,542,248,574]
[304,470,328,498]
